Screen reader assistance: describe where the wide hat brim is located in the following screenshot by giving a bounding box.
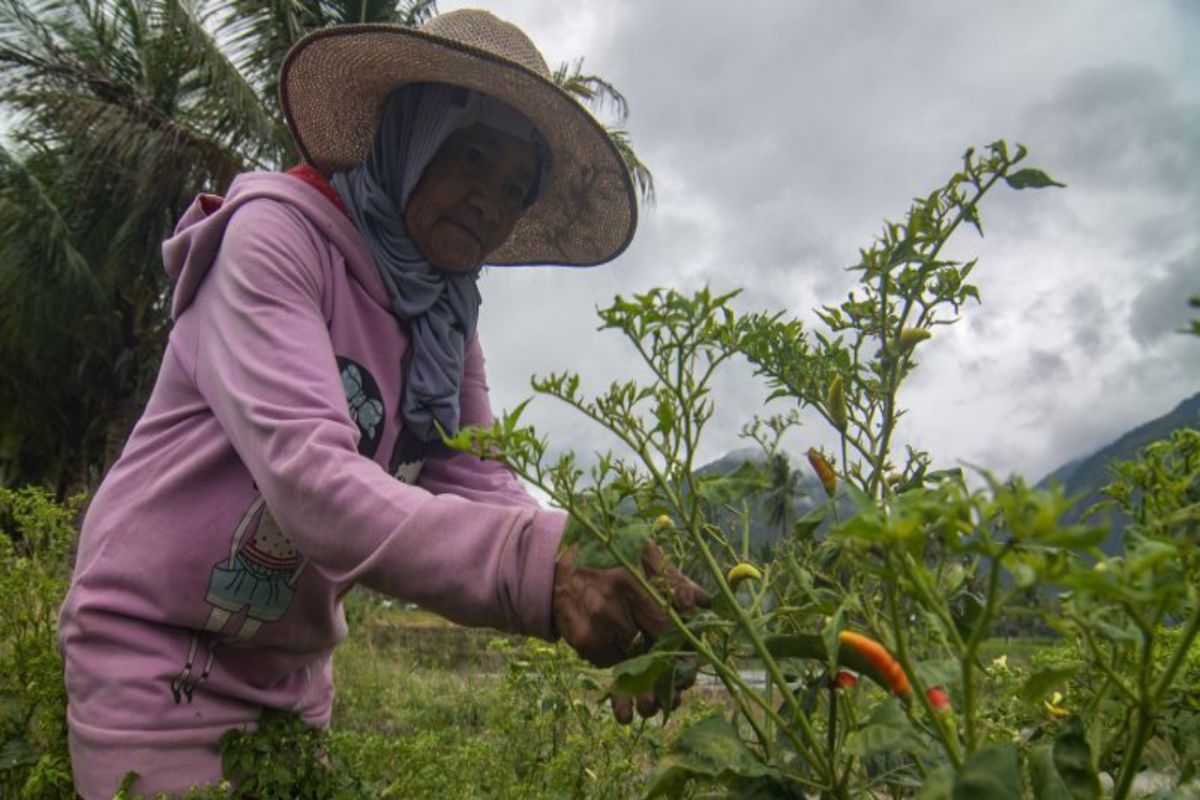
[280,17,638,267]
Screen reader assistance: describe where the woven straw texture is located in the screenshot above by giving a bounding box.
[281,10,637,267]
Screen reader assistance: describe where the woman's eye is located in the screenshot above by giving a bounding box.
[460,146,485,169]
[503,181,529,205]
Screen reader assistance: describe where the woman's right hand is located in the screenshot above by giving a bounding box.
[551,540,707,722]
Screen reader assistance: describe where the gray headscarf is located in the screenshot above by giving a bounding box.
[331,83,546,446]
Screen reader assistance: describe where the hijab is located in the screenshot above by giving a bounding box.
[331,83,546,450]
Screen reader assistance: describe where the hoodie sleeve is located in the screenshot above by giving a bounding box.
[188,198,562,639]
[417,335,546,511]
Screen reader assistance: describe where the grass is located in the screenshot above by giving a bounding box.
[318,594,704,799]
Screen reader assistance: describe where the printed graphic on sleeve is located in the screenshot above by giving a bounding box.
[170,495,308,704]
[337,356,384,458]
[388,427,428,485]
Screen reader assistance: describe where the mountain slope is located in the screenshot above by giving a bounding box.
[1038,392,1199,551]
[689,392,1199,556]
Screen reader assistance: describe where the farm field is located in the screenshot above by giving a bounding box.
[0,4,1195,789]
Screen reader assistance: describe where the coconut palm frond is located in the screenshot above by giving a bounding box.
[392,0,435,27]
[325,0,398,24]
[154,0,288,164]
[11,80,247,185]
[0,140,101,304]
[218,0,318,110]
[553,58,629,124]
[551,59,653,206]
[603,127,655,207]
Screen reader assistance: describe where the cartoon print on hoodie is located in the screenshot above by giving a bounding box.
[170,357,388,704]
[170,495,308,704]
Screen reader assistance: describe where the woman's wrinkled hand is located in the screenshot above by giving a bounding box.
[552,540,708,723]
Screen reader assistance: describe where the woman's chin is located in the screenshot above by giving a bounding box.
[428,229,482,273]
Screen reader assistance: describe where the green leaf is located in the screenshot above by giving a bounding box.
[644,715,773,798]
[916,765,955,800]
[0,692,27,727]
[952,743,1022,800]
[846,699,921,757]
[763,633,826,661]
[792,503,827,539]
[1040,525,1107,549]
[832,507,887,543]
[695,461,768,508]
[0,738,38,769]
[1052,718,1100,800]
[1029,744,1072,800]
[610,651,674,696]
[953,592,986,639]
[821,603,847,675]
[1020,665,1079,705]
[1005,168,1065,190]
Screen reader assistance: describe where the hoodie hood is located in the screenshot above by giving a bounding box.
[164,172,388,319]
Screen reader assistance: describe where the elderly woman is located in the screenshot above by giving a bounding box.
[58,10,702,799]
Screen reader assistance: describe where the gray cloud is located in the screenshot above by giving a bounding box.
[445,0,1199,480]
[1066,283,1112,357]
[1130,252,1200,345]
[1026,349,1071,383]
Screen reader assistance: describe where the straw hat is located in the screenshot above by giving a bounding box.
[280,9,638,267]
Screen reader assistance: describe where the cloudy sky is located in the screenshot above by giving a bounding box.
[441,0,1199,481]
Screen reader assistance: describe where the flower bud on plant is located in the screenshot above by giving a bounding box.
[826,375,848,431]
[1044,691,1069,718]
[726,562,763,587]
[652,514,674,531]
[939,563,966,594]
[807,448,837,497]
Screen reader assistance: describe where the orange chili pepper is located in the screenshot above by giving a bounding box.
[807,448,837,497]
[837,630,912,697]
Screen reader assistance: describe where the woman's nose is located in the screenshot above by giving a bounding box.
[467,180,502,224]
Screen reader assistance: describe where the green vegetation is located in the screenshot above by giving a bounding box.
[1,6,1197,787]
[0,487,77,800]
[447,142,1200,797]
[0,0,650,495]
[4,138,1198,797]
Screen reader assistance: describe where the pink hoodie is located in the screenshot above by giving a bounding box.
[58,172,564,799]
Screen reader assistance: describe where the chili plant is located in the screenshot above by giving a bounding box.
[447,142,1199,798]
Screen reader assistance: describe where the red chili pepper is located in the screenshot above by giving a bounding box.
[926,686,952,712]
[807,448,837,497]
[830,670,859,691]
[837,630,912,697]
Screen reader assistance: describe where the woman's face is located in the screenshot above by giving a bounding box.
[404,124,539,273]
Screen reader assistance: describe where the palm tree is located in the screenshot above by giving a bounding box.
[552,58,655,204]
[763,453,804,542]
[0,0,654,495]
[0,0,284,493]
